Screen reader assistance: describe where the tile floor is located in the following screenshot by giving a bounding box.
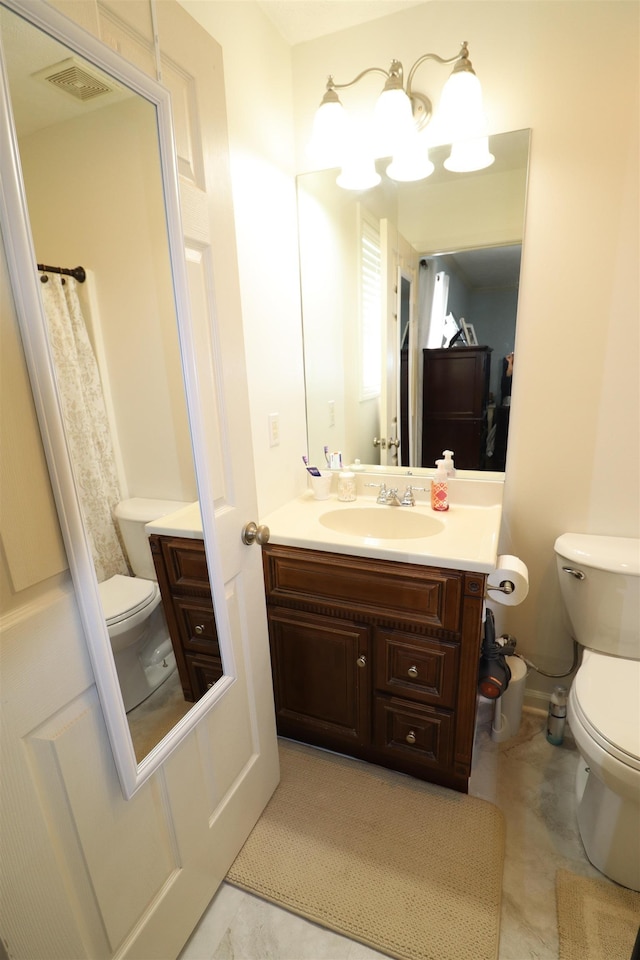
[180,704,602,960]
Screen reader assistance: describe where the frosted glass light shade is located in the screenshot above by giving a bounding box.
[373,87,414,156]
[311,100,348,167]
[444,136,495,172]
[386,141,434,182]
[438,69,487,142]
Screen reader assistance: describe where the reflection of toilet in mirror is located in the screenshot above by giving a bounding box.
[99,498,189,713]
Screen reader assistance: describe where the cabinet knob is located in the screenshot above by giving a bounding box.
[405,730,417,745]
[407,665,418,678]
[356,655,367,668]
[195,624,205,635]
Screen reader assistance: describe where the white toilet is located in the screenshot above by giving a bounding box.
[554,532,640,891]
[99,498,190,713]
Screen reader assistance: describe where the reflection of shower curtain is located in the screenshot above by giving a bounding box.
[40,275,129,582]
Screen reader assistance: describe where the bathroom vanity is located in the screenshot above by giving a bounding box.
[144,479,503,792]
[149,534,222,702]
[260,477,503,794]
[263,544,485,792]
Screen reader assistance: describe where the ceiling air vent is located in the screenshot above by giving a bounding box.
[35,57,113,102]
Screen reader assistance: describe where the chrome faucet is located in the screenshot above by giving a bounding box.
[385,487,403,506]
[365,482,424,506]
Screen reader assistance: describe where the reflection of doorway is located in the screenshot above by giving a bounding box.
[399,274,411,466]
[381,221,417,466]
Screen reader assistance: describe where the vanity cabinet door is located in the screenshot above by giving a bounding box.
[268,606,371,750]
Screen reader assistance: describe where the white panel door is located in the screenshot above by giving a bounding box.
[0,2,278,958]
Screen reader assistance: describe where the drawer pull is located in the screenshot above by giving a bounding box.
[195,624,205,635]
[407,665,419,678]
[405,730,417,745]
[356,655,367,669]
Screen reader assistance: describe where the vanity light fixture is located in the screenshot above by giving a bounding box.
[311,42,494,190]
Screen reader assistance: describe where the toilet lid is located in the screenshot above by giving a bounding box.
[573,652,640,766]
[99,575,157,625]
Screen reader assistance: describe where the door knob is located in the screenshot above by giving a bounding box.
[372,437,387,449]
[356,655,367,668]
[387,437,400,449]
[241,521,271,545]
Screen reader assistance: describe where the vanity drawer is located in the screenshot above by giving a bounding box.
[262,544,463,632]
[375,628,458,708]
[185,652,223,700]
[173,596,219,656]
[151,535,210,594]
[373,696,454,770]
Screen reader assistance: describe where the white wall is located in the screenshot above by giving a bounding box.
[178,0,308,517]
[183,1,638,702]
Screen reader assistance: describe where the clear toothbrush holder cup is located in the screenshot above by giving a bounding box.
[309,470,333,500]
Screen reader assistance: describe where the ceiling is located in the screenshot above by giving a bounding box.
[256,1,426,45]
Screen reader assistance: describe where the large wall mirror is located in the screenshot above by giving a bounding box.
[0,0,231,796]
[297,128,530,475]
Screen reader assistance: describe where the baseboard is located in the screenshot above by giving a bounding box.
[523,690,549,713]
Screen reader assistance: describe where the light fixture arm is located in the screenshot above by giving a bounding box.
[324,64,397,95]
[405,41,472,99]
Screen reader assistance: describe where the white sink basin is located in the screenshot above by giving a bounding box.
[319,507,444,540]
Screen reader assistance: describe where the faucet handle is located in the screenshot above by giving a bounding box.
[365,481,388,504]
[401,484,425,506]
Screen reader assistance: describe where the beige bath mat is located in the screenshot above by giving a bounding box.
[556,868,640,960]
[227,739,505,960]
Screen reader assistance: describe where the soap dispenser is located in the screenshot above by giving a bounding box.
[442,450,456,478]
[431,460,449,512]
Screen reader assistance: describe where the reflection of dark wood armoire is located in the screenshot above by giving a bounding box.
[421,346,492,469]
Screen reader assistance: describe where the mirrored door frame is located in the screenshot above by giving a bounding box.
[0,0,234,798]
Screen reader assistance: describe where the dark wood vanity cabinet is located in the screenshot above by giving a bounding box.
[262,544,486,793]
[149,534,222,702]
[421,346,492,469]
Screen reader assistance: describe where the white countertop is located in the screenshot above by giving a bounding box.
[143,479,503,574]
[145,500,202,539]
[260,490,502,573]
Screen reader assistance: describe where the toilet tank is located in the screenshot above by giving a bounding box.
[554,533,640,660]
[115,498,192,581]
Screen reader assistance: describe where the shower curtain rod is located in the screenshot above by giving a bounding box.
[37,263,86,283]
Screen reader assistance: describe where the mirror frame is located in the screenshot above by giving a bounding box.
[0,0,234,798]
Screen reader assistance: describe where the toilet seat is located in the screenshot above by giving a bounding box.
[99,574,158,626]
[572,652,640,770]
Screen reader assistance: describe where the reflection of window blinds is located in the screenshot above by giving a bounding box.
[360,218,382,399]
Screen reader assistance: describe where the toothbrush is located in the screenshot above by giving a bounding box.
[323,445,330,467]
[302,455,322,477]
